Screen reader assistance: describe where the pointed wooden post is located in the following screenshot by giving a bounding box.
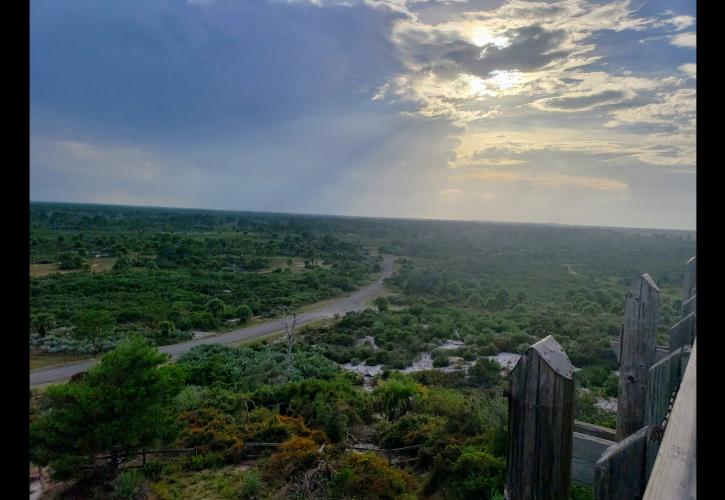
[616,274,659,441]
[505,335,575,500]
[682,257,696,301]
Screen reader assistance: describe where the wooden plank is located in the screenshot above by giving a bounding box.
[682,257,696,301]
[616,274,660,441]
[669,313,696,352]
[594,426,649,500]
[572,432,615,486]
[574,420,616,441]
[645,346,691,429]
[643,341,696,500]
[505,335,574,500]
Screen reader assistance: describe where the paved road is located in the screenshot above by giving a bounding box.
[30,256,395,387]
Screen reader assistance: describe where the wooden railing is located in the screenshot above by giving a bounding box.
[642,340,696,499]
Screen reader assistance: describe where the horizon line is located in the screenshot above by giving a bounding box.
[29,198,697,233]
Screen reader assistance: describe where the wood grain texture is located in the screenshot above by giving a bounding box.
[643,341,696,500]
[645,346,691,429]
[610,340,669,364]
[616,274,659,441]
[594,426,649,500]
[505,335,574,500]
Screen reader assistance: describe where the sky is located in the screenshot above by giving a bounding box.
[30,0,696,230]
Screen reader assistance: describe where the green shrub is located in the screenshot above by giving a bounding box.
[239,469,262,498]
[114,469,143,498]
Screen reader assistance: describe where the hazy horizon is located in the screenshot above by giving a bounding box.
[30,0,696,230]
[29,198,696,233]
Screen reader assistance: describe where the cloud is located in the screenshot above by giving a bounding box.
[29,0,696,229]
[35,140,167,181]
[532,89,629,112]
[679,63,696,76]
[605,88,695,130]
[670,32,696,48]
[458,170,629,192]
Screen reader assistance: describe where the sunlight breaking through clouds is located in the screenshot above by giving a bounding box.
[30,0,696,229]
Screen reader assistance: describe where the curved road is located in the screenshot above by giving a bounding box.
[30,256,395,387]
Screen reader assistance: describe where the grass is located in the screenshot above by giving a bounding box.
[29,256,118,277]
[150,465,261,500]
[29,263,76,278]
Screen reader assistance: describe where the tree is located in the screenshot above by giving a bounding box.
[238,305,252,324]
[279,306,298,376]
[32,312,56,337]
[468,358,501,388]
[29,336,185,480]
[113,253,130,272]
[157,320,175,338]
[76,310,114,354]
[205,298,226,317]
[373,296,390,312]
[494,288,510,309]
[58,251,83,270]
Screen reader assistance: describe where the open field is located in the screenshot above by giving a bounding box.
[30,256,118,277]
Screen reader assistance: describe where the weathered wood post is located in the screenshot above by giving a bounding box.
[616,274,659,441]
[505,335,575,500]
[594,426,653,500]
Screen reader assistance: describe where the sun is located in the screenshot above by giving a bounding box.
[470,27,510,48]
[487,70,522,91]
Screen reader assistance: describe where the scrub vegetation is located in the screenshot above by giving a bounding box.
[29,202,694,498]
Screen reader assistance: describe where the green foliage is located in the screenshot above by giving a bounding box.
[252,376,372,443]
[328,452,417,499]
[28,203,695,495]
[29,336,185,480]
[373,296,390,312]
[240,469,262,498]
[114,469,143,498]
[177,344,341,390]
[425,445,505,499]
[571,483,595,500]
[58,251,84,270]
[238,304,252,324]
[113,253,130,272]
[468,358,502,388]
[574,389,616,429]
[204,298,225,317]
[373,374,425,421]
[75,310,114,353]
[31,312,56,336]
